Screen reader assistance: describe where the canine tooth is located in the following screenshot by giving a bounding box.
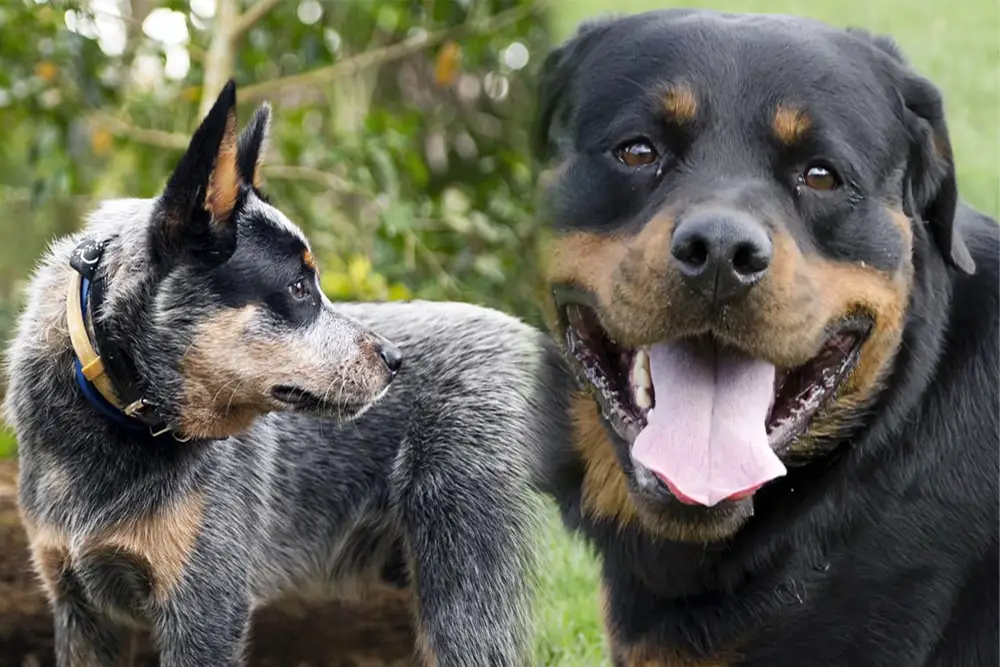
[635,385,652,409]
[631,348,651,389]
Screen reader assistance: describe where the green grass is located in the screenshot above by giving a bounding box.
[532,507,609,666]
[0,427,14,459]
[532,1,999,664]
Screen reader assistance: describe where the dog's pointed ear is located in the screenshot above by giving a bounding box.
[237,102,270,190]
[852,30,975,275]
[155,80,242,262]
[533,17,616,163]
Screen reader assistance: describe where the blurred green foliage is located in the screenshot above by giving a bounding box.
[0,0,554,400]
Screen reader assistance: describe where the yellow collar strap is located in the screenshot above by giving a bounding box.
[66,270,122,409]
[64,238,188,441]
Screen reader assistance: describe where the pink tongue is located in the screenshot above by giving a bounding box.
[631,340,787,507]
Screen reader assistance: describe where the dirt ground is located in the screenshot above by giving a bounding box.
[0,460,419,667]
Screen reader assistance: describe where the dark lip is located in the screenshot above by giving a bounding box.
[552,284,599,331]
[553,287,875,455]
[766,316,873,455]
[552,285,644,442]
[270,385,368,416]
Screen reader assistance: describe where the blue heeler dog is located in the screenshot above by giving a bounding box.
[3,81,572,666]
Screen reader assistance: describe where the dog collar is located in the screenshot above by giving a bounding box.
[66,238,188,441]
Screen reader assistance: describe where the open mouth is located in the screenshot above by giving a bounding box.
[559,295,872,506]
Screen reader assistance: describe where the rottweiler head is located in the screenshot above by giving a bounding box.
[534,10,974,542]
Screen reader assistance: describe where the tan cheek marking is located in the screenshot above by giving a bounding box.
[663,84,698,124]
[571,393,639,526]
[180,305,276,438]
[545,216,674,317]
[773,104,811,145]
[799,222,912,407]
[545,231,629,305]
[89,492,204,603]
[205,109,240,223]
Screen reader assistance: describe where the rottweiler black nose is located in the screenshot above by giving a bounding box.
[670,210,773,304]
[378,344,403,376]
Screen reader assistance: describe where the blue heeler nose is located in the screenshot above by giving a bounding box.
[378,344,403,375]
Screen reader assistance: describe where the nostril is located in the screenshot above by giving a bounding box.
[672,236,710,270]
[731,241,771,276]
[378,345,403,375]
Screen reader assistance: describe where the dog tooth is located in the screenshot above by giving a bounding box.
[634,385,652,409]
[631,348,651,389]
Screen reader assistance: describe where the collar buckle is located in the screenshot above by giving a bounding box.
[67,236,190,442]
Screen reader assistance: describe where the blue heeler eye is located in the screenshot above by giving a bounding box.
[288,278,310,300]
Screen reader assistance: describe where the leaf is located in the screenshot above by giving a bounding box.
[34,60,58,82]
[435,41,462,87]
[347,254,372,287]
[90,128,112,156]
[387,283,411,301]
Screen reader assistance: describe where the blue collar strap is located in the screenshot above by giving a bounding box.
[66,238,188,441]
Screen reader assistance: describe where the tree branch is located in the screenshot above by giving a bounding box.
[232,0,285,39]
[262,164,377,198]
[199,0,240,117]
[239,0,546,105]
[90,112,189,150]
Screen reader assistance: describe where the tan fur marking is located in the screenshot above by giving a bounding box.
[545,218,678,347]
[25,520,71,600]
[181,302,387,439]
[205,109,240,223]
[180,305,276,438]
[303,249,317,271]
[545,205,913,534]
[411,586,440,667]
[572,393,638,525]
[765,223,911,450]
[663,84,698,123]
[91,492,204,602]
[773,104,811,145]
[251,153,266,190]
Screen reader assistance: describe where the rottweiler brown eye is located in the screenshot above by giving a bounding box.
[615,140,659,168]
[802,165,840,191]
[288,279,310,300]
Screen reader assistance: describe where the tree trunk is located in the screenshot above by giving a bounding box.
[0,460,418,667]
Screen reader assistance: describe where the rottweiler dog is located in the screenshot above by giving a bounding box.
[532,9,998,666]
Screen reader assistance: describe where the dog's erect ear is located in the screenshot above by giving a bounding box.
[237,102,270,190]
[533,17,616,162]
[851,29,975,275]
[155,80,242,263]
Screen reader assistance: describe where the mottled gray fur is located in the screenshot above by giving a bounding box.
[3,85,573,667]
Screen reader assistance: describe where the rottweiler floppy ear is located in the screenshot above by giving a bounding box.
[237,102,270,190]
[897,73,975,274]
[533,18,616,162]
[850,29,975,274]
[155,79,243,263]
